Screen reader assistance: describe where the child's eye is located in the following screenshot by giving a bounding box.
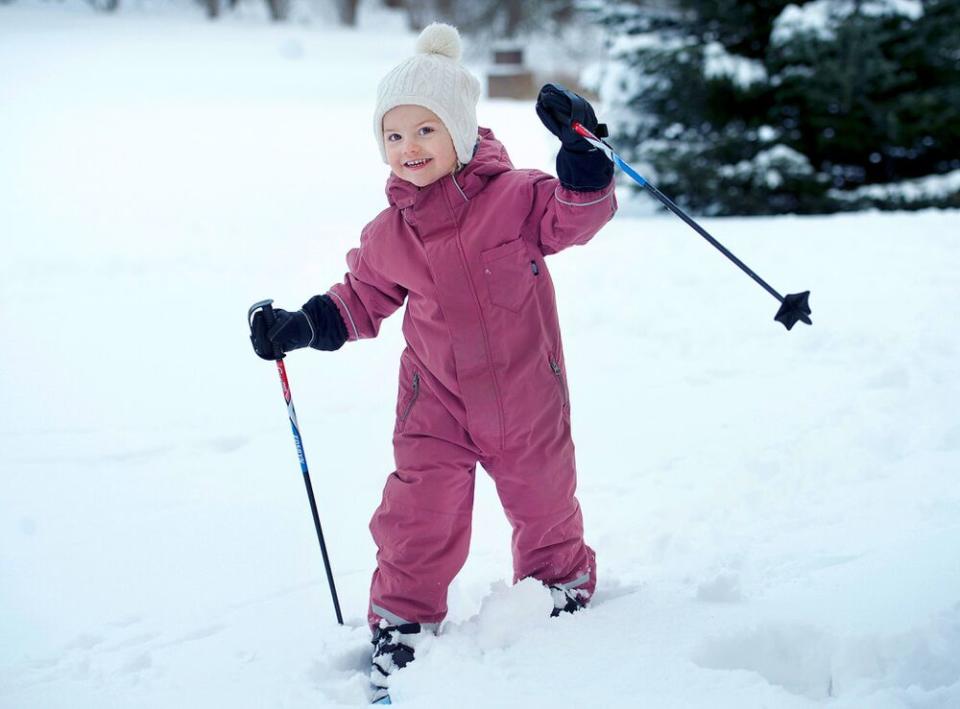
[419,126,434,136]
[387,133,401,142]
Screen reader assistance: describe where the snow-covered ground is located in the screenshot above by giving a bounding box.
[2,4,959,707]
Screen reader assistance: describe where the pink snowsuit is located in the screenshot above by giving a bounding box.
[327,128,617,628]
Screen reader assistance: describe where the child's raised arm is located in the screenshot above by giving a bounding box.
[528,84,617,255]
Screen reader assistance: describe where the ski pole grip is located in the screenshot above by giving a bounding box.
[261,302,276,327]
[260,303,285,361]
[247,298,285,361]
[248,298,274,332]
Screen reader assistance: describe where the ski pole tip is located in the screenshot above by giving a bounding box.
[774,291,813,331]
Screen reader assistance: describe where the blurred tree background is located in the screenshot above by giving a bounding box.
[588,0,960,214]
[24,0,960,215]
[90,0,581,32]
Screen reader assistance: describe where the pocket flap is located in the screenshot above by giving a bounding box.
[481,237,526,265]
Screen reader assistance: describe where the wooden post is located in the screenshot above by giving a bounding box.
[487,44,535,99]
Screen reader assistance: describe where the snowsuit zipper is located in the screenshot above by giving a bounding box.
[399,371,421,427]
[446,186,506,452]
[550,356,568,408]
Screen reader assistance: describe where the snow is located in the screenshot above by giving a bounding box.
[772,0,924,45]
[758,125,779,142]
[718,144,815,188]
[856,0,924,20]
[830,168,960,205]
[608,31,693,57]
[703,41,767,89]
[2,3,960,708]
[773,0,842,43]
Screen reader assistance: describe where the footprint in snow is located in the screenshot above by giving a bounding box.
[307,641,372,706]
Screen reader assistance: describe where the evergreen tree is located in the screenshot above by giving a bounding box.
[588,0,960,214]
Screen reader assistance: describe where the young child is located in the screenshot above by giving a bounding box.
[250,22,617,703]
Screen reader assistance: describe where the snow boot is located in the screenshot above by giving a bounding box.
[549,584,588,617]
[369,622,423,705]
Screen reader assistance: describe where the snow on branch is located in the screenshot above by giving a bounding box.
[703,42,768,89]
[772,0,924,45]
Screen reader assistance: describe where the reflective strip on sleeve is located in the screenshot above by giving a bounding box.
[327,290,359,340]
[554,185,615,208]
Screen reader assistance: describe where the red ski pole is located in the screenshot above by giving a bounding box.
[248,299,344,625]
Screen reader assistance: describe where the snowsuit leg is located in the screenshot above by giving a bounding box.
[368,352,595,628]
[483,402,596,602]
[368,362,480,628]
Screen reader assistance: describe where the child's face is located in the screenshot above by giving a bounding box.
[382,105,458,188]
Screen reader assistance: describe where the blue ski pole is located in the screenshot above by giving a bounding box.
[572,121,812,331]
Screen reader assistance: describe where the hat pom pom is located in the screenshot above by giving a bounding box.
[415,22,462,61]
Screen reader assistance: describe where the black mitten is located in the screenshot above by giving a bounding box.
[536,83,601,153]
[536,84,614,192]
[250,308,313,360]
[301,294,348,351]
[249,295,347,361]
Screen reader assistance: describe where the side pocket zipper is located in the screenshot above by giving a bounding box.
[399,371,421,427]
[550,357,568,408]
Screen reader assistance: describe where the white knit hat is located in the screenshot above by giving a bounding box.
[373,23,482,166]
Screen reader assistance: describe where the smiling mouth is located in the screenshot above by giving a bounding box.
[404,158,432,170]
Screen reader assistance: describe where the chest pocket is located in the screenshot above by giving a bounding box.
[481,237,537,313]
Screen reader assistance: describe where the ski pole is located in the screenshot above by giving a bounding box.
[572,121,812,331]
[248,299,344,625]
